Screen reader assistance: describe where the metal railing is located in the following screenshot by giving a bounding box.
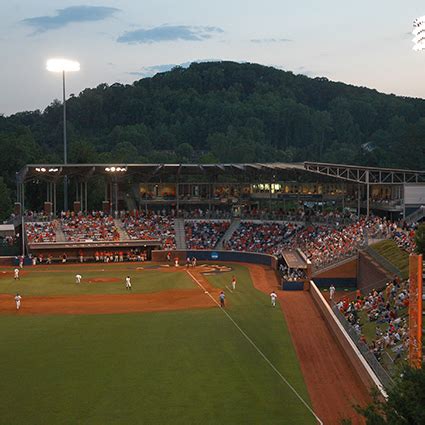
[364,246,403,278]
[332,305,395,389]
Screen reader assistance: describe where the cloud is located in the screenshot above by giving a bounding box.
[22,5,120,34]
[294,66,320,78]
[117,25,223,44]
[127,59,225,77]
[250,38,292,43]
[127,64,180,76]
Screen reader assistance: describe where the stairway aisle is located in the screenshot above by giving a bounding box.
[54,221,66,242]
[114,218,129,240]
[216,218,241,249]
[174,218,186,250]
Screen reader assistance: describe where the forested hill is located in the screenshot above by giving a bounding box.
[1,61,425,199]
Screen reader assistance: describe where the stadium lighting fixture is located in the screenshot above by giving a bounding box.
[46,58,80,211]
[105,167,127,173]
[35,167,59,173]
[412,16,425,51]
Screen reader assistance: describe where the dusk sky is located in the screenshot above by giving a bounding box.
[1,1,424,115]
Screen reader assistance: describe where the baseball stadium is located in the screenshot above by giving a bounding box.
[0,161,422,424]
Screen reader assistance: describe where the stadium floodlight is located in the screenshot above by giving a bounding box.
[46,58,80,211]
[46,58,80,73]
[105,166,127,173]
[412,16,425,51]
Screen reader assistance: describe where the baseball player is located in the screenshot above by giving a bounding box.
[329,284,336,301]
[231,275,237,291]
[14,268,20,280]
[219,291,225,307]
[270,291,278,307]
[15,293,22,310]
[75,274,82,284]
[125,275,132,290]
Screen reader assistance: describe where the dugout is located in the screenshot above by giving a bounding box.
[25,240,161,263]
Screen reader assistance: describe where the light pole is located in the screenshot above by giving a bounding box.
[46,58,80,212]
[412,16,425,51]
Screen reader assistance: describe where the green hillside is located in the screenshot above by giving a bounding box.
[2,61,425,216]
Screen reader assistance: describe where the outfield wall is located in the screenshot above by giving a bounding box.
[312,258,357,288]
[309,280,387,396]
[152,249,275,267]
[357,251,392,293]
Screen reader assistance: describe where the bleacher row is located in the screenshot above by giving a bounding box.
[25,212,417,267]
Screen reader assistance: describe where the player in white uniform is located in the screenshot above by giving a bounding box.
[329,285,336,301]
[14,268,20,280]
[270,291,278,307]
[125,276,132,290]
[75,274,82,284]
[231,276,236,291]
[15,293,22,310]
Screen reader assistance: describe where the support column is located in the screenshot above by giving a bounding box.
[357,183,361,217]
[269,180,272,212]
[176,181,180,211]
[114,180,118,216]
[85,181,88,213]
[366,171,370,218]
[53,182,57,216]
[21,183,25,213]
[402,183,406,219]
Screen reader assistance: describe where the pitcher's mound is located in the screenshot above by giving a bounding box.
[86,277,120,283]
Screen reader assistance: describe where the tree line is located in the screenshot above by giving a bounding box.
[1,61,425,218]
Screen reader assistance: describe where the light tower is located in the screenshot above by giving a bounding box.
[46,58,80,212]
[412,16,425,51]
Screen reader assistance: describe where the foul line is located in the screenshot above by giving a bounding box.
[186,270,323,425]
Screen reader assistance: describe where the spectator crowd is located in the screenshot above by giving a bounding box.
[61,211,119,242]
[122,212,176,250]
[337,276,410,365]
[185,220,230,249]
[25,221,57,243]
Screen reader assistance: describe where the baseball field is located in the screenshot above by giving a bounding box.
[0,262,318,425]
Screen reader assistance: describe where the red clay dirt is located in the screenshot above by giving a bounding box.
[0,266,221,316]
[84,277,121,283]
[0,289,217,316]
[247,264,370,425]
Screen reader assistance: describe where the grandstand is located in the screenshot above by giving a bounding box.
[15,161,425,268]
[16,162,425,219]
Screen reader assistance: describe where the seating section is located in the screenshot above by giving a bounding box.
[61,212,119,242]
[185,220,230,249]
[225,222,302,255]
[295,222,366,269]
[25,221,57,243]
[122,213,176,250]
[337,277,409,366]
[23,211,418,271]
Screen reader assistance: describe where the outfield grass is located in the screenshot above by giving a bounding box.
[369,240,409,279]
[0,267,195,295]
[0,263,314,425]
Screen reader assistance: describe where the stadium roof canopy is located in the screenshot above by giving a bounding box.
[16,161,425,185]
